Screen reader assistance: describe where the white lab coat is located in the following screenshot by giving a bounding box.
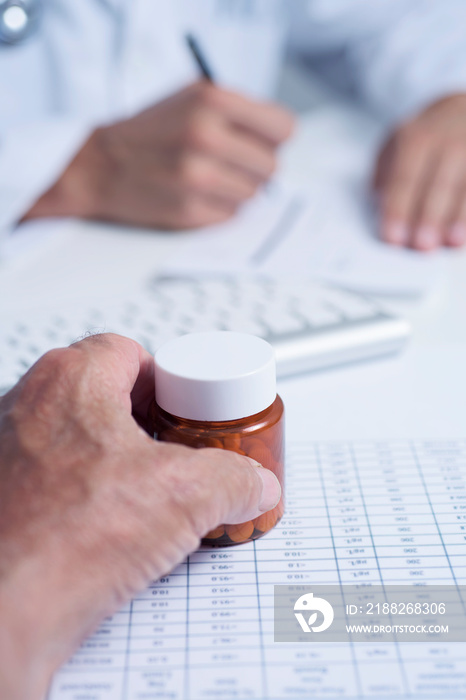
[1,0,466,242]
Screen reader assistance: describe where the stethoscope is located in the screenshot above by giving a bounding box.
[0,0,41,44]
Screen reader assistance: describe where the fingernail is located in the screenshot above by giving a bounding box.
[447,223,466,246]
[383,222,409,245]
[414,225,439,250]
[255,465,282,512]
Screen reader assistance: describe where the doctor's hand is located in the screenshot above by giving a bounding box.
[25,82,294,230]
[375,94,466,251]
[0,333,280,700]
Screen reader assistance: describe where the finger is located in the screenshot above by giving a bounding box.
[169,193,238,229]
[412,148,466,250]
[175,152,261,203]
[163,443,282,538]
[206,163,261,204]
[216,127,276,181]
[373,134,395,191]
[70,333,155,416]
[447,189,466,246]
[195,82,295,145]
[183,115,277,180]
[380,126,436,246]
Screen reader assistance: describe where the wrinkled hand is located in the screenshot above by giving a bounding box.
[0,334,280,700]
[376,94,466,250]
[26,82,294,229]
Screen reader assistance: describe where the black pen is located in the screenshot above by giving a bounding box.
[186,33,214,83]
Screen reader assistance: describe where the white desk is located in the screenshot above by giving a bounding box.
[3,103,466,700]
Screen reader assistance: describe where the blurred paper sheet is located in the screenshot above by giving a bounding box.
[162,181,443,297]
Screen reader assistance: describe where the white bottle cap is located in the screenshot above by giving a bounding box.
[154,331,276,422]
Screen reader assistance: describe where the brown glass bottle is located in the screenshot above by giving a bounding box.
[151,331,285,546]
[151,395,285,545]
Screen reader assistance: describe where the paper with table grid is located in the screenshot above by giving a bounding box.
[48,440,466,700]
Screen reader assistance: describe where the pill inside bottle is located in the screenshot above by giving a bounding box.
[150,331,285,546]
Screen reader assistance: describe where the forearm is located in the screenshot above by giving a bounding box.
[0,614,50,700]
[0,522,120,700]
[0,549,124,700]
[0,558,61,700]
[24,129,109,222]
[0,119,92,238]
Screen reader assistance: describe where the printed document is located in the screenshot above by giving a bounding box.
[49,440,466,700]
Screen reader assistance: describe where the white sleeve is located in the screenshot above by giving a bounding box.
[289,0,466,124]
[0,0,118,249]
[0,119,91,237]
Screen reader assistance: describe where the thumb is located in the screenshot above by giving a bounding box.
[222,456,282,525]
[172,446,282,537]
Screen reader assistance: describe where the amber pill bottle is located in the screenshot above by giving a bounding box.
[150,331,284,546]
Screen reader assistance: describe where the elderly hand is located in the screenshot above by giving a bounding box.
[0,334,281,700]
[25,82,294,230]
[375,94,466,250]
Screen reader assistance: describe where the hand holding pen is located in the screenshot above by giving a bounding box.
[25,35,294,230]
